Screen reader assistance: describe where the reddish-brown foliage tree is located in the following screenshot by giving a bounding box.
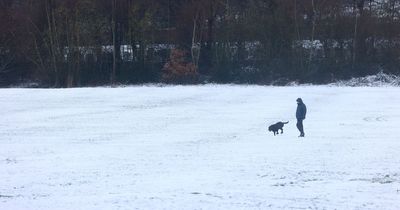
[162,49,198,83]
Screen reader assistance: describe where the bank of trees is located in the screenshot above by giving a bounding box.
[1,0,400,87]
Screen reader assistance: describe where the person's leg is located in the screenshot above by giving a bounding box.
[299,120,304,136]
[297,119,304,137]
[296,119,301,134]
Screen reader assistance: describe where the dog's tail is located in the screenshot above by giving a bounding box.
[283,121,289,124]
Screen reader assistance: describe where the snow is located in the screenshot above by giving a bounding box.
[1,85,400,210]
[331,71,400,87]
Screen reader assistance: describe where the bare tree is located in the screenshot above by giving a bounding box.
[111,0,117,85]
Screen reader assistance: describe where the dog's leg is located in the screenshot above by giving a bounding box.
[281,128,283,134]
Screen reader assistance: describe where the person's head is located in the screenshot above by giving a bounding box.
[296,98,303,104]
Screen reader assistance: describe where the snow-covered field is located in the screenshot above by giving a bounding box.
[1,85,400,210]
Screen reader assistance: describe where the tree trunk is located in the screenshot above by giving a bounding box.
[309,0,317,64]
[66,14,73,87]
[293,0,304,73]
[45,0,59,87]
[111,0,117,85]
[203,1,215,74]
[75,8,81,87]
[191,12,199,67]
[352,11,358,69]
[352,0,365,68]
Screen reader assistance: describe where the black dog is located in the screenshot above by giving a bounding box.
[268,121,289,136]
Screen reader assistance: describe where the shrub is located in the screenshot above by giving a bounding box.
[162,49,198,84]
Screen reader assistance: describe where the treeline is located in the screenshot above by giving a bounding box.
[1,0,400,87]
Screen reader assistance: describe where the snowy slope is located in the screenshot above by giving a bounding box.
[1,85,399,210]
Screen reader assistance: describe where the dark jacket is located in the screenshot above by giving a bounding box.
[296,102,307,120]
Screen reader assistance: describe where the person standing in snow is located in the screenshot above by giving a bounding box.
[296,98,307,137]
